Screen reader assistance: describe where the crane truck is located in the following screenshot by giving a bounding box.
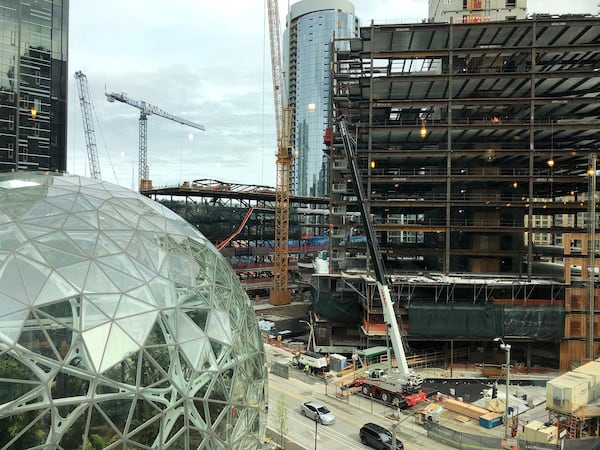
[334,116,425,408]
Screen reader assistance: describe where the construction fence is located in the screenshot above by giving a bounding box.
[423,420,502,449]
[424,420,600,450]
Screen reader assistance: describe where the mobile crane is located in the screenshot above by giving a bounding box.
[106,92,205,191]
[266,0,294,305]
[74,71,101,180]
[334,116,424,407]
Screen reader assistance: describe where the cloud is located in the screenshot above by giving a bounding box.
[68,0,597,189]
[68,0,276,188]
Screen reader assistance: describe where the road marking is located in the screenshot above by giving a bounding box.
[270,382,425,450]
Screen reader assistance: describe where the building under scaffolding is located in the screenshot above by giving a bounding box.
[323,15,600,370]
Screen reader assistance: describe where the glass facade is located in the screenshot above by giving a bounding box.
[285,0,357,197]
[0,0,68,173]
[0,172,267,449]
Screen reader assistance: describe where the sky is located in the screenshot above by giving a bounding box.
[67,0,597,190]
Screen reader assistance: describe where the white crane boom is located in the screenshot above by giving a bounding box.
[74,71,101,180]
[337,116,413,379]
[106,92,205,190]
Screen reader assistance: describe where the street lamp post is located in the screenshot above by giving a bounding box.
[314,416,318,450]
[494,337,511,439]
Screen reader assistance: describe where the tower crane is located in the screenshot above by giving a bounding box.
[267,0,294,306]
[74,71,101,180]
[105,92,205,191]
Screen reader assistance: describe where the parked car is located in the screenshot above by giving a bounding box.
[359,422,403,450]
[300,401,335,425]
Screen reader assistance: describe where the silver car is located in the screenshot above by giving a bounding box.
[300,401,335,425]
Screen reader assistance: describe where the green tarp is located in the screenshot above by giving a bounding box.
[408,304,564,339]
[504,306,564,340]
[409,304,503,337]
[312,287,361,323]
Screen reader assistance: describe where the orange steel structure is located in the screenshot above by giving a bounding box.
[266,0,293,305]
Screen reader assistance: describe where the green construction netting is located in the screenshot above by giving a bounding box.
[504,306,564,340]
[409,304,503,337]
[311,287,362,323]
[408,304,564,339]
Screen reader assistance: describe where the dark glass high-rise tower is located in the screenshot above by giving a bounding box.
[0,0,68,172]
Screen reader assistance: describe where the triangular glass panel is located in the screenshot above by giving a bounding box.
[33,272,79,308]
[90,399,130,438]
[0,354,39,404]
[21,212,68,229]
[44,192,80,213]
[206,309,232,345]
[0,222,27,250]
[184,307,209,331]
[96,256,145,292]
[137,215,167,233]
[0,254,32,304]
[82,261,120,293]
[16,312,50,356]
[0,408,49,449]
[63,230,98,256]
[62,214,99,232]
[103,230,135,253]
[81,295,119,329]
[55,260,91,293]
[127,397,163,443]
[52,369,90,399]
[0,296,28,341]
[68,192,98,213]
[114,310,157,347]
[80,322,120,373]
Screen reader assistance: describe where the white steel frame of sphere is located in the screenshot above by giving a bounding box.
[0,172,266,449]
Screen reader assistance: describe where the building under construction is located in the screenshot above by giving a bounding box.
[317,14,600,371]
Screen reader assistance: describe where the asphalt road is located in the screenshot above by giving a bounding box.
[265,343,455,450]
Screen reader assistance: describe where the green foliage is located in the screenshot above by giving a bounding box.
[274,394,288,450]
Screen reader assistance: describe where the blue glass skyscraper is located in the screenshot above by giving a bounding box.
[284,0,358,196]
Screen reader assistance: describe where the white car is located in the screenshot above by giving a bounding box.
[300,401,335,425]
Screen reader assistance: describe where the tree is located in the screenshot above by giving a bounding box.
[274,394,288,450]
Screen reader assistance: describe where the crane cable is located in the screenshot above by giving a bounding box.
[90,89,119,185]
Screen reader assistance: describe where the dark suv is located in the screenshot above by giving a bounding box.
[359,422,404,450]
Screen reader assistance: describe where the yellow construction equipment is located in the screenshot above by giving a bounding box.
[266,0,293,305]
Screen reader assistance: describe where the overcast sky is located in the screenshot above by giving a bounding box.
[67,0,596,189]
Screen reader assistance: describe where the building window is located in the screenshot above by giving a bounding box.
[506,0,516,7]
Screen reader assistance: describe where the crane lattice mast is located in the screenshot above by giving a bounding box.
[106,92,205,191]
[74,71,101,180]
[267,0,293,306]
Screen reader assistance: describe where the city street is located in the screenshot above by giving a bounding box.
[264,343,455,450]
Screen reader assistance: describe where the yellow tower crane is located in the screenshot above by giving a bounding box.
[267,0,293,305]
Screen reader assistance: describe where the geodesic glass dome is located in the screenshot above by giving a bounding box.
[0,172,267,449]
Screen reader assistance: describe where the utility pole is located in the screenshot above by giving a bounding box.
[588,153,597,360]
